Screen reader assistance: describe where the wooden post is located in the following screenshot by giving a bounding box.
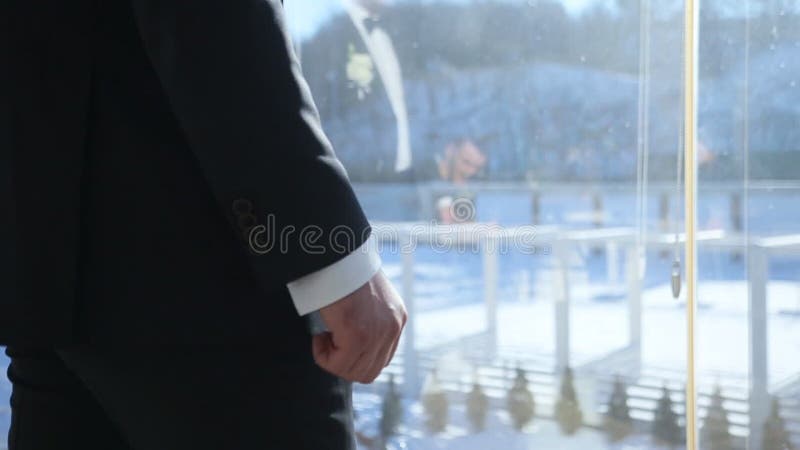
[731,192,744,260]
[532,191,541,225]
[592,193,604,228]
[730,192,743,234]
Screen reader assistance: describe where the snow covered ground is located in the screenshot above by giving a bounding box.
[403,280,800,382]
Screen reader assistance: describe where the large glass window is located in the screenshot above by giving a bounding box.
[288,0,691,447]
[283,0,800,448]
[697,1,800,449]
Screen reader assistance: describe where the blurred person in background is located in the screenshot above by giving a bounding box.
[435,138,488,185]
[1,1,406,449]
[427,139,486,223]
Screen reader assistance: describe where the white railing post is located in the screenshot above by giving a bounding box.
[401,234,420,398]
[748,244,769,448]
[482,235,499,361]
[626,244,643,357]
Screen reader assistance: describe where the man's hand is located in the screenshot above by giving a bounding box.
[312,270,407,384]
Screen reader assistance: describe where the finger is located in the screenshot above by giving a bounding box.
[325,334,368,379]
[345,329,385,383]
[382,314,405,368]
[312,333,334,367]
[384,334,401,368]
[313,332,358,378]
[325,349,362,379]
[366,341,393,384]
[361,333,396,383]
[344,349,370,381]
[364,343,396,383]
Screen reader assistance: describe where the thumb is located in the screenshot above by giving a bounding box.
[312,332,334,368]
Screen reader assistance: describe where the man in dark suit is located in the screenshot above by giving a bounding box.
[1,0,406,449]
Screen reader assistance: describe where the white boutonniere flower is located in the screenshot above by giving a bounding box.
[346,43,375,100]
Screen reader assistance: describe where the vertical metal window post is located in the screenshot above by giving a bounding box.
[683,0,699,446]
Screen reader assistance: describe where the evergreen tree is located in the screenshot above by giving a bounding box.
[604,375,633,442]
[466,379,489,432]
[421,371,448,433]
[507,367,536,431]
[652,385,683,447]
[700,385,732,450]
[379,374,403,439]
[763,397,795,450]
[555,367,583,435]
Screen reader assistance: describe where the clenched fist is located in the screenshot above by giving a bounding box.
[312,270,407,384]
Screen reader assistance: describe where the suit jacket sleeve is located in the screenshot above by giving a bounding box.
[127,0,372,292]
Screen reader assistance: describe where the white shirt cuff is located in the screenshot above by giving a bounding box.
[286,236,382,316]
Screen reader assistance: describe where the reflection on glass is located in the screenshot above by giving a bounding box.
[287,0,692,447]
[697,1,800,449]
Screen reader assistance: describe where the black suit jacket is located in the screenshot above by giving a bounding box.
[1,0,371,347]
